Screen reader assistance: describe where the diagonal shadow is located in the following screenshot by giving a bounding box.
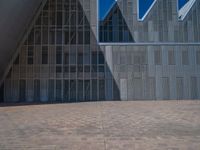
[0,0,120,105]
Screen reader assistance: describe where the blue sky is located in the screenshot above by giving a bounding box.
[179,0,189,9]
[99,0,190,20]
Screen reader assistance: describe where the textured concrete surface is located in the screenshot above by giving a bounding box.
[0,101,200,150]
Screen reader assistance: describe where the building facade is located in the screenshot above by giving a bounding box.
[1,0,200,103]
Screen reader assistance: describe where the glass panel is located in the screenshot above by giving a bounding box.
[70,80,76,101]
[92,79,97,100]
[34,80,40,102]
[84,80,90,100]
[56,80,62,102]
[98,0,134,42]
[138,0,157,20]
[64,80,69,102]
[19,80,26,102]
[42,46,48,64]
[48,79,54,102]
[78,80,83,101]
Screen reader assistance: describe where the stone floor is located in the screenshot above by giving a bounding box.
[0,101,200,150]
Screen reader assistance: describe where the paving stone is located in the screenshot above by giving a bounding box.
[0,101,200,149]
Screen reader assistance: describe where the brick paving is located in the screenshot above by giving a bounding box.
[0,101,200,150]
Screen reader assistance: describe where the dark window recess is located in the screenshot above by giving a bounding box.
[78,53,83,64]
[56,47,62,64]
[64,80,69,101]
[70,50,76,64]
[84,31,90,44]
[57,12,63,26]
[48,80,54,102]
[92,52,97,64]
[78,31,83,44]
[35,29,41,44]
[28,46,34,65]
[56,66,62,73]
[92,79,97,100]
[70,66,76,73]
[64,66,69,73]
[56,31,63,44]
[49,30,55,44]
[56,80,62,102]
[70,80,76,102]
[92,65,97,72]
[42,46,48,64]
[99,52,105,64]
[78,80,83,101]
[78,66,83,73]
[14,55,19,65]
[28,29,34,45]
[64,53,69,64]
[0,83,4,103]
[84,80,90,100]
[98,66,105,72]
[65,31,69,44]
[42,28,48,44]
[19,80,26,102]
[84,66,90,72]
[99,80,105,100]
[70,28,76,44]
[34,80,40,102]
[71,12,76,26]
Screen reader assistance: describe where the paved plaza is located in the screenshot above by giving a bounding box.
[0,101,200,150]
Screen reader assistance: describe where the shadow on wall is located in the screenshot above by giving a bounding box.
[1,0,120,104]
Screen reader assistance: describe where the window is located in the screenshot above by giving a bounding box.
[56,66,62,73]
[56,46,62,64]
[35,27,41,44]
[42,46,48,64]
[98,51,105,64]
[70,66,76,73]
[70,80,76,101]
[42,27,48,44]
[57,12,63,26]
[64,53,69,64]
[56,80,62,102]
[98,0,134,43]
[92,52,97,65]
[28,46,34,65]
[56,31,63,44]
[78,53,83,64]
[138,0,157,21]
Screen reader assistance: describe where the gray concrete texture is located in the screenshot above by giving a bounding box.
[1,0,200,102]
[0,101,200,149]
